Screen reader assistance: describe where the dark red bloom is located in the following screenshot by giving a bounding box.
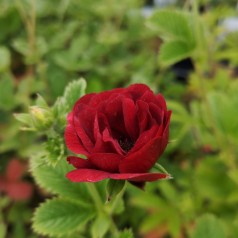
[65,84,171,184]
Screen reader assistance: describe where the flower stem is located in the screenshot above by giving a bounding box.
[86,183,119,237]
[86,183,104,211]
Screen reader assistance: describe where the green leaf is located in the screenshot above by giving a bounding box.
[192,214,226,238]
[159,41,193,66]
[118,229,134,238]
[14,113,33,125]
[63,78,87,111]
[0,75,15,110]
[91,213,110,238]
[106,179,126,202]
[35,94,48,107]
[53,78,87,128]
[148,10,194,42]
[0,222,6,238]
[32,198,96,237]
[0,46,10,72]
[31,156,91,204]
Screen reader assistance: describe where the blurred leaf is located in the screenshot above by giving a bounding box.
[148,10,194,42]
[140,212,165,233]
[53,78,87,129]
[12,38,29,56]
[159,40,194,66]
[0,222,6,238]
[91,213,110,238]
[63,78,86,111]
[14,113,33,125]
[148,10,196,66]
[0,46,10,72]
[32,198,95,237]
[35,94,48,107]
[158,181,178,205]
[191,214,226,238]
[0,75,15,110]
[12,37,47,64]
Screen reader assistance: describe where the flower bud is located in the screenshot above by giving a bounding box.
[30,106,53,130]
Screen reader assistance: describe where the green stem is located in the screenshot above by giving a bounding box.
[86,183,104,212]
[86,183,119,237]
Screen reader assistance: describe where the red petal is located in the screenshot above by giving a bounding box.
[119,111,171,173]
[93,127,123,154]
[128,84,152,100]
[67,169,110,182]
[73,104,95,149]
[129,125,159,153]
[104,95,126,135]
[156,94,167,110]
[149,102,164,125]
[110,172,169,182]
[67,156,94,169]
[66,112,73,123]
[89,153,123,172]
[119,136,166,173]
[74,93,96,105]
[64,123,89,155]
[122,98,138,140]
[102,128,123,154]
[67,169,169,183]
[136,100,157,133]
[140,90,158,104]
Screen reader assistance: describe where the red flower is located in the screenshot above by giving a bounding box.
[0,159,33,201]
[65,84,171,184]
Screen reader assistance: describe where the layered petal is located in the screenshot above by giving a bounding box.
[67,156,94,169]
[104,95,126,135]
[119,136,165,173]
[122,98,138,140]
[156,93,167,110]
[65,123,89,155]
[136,100,154,133]
[88,153,123,173]
[73,114,94,151]
[73,104,96,143]
[121,113,171,174]
[64,83,171,185]
[128,84,152,101]
[129,125,160,153]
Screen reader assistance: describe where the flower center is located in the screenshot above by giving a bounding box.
[118,137,134,153]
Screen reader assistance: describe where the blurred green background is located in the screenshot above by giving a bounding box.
[0,0,238,237]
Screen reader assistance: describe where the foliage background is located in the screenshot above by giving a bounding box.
[0,0,238,237]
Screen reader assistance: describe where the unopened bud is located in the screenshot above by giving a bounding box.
[30,106,53,130]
